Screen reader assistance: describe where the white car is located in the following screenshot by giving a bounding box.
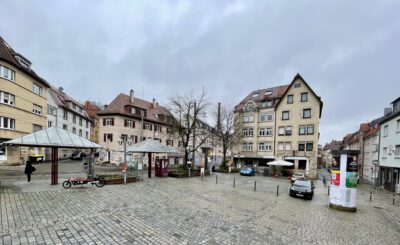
[291,173,306,182]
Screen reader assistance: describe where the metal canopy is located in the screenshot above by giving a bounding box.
[267,159,294,166]
[127,139,181,154]
[2,127,101,148]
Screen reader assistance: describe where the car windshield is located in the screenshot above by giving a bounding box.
[242,167,252,170]
[294,180,311,187]
[293,173,303,177]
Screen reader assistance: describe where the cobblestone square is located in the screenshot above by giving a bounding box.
[1,173,400,244]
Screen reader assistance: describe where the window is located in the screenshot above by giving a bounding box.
[0,65,15,82]
[243,128,254,137]
[178,141,183,147]
[285,126,292,136]
[258,142,272,151]
[282,111,289,120]
[383,147,387,158]
[0,116,15,130]
[242,142,253,151]
[63,124,67,130]
[79,117,82,126]
[298,142,305,151]
[299,125,306,135]
[125,119,135,128]
[72,127,76,134]
[166,140,174,146]
[63,109,68,120]
[265,90,272,96]
[143,123,152,131]
[259,113,273,122]
[294,83,301,88]
[252,93,259,98]
[303,109,311,118]
[244,102,255,112]
[287,94,293,104]
[306,142,313,151]
[103,118,114,126]
[259,128,272,136]
[285,142,292,151]
[383,125,388,136]
[72,104,76,110]
[279,126,291,136]
[86,131,89,139]
[167,128,173,133]
[79,129,82,137]
[307,125,314,135]
[33,124,42,133]
[0,91,15,106]
[104,133,113,142]
[48,106,56,115]
[395,145,400,158]
[278,142,284,151]
[243,114,254,123]
[397,120,400,133]
[33,83,42,96]
[79,107,82,113]
[48,121,52,127]
[32,104,42,115]
[261,100,273,108]
[73,115,76,124]
[301,92,308,102]
[86,121,89,128]
[155,125,162,132]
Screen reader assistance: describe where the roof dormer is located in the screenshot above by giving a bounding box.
[13,53,32,69]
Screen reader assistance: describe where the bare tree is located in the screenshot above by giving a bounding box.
[168,89,211,168]
[213,103,243,165]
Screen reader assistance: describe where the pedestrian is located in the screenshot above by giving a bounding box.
[322,176,326,186]
[24,160,35,183]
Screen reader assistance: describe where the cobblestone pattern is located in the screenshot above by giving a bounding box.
[1,174,400,244]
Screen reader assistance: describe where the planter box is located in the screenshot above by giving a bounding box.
[168,172,201,178]
[104,177,137,185]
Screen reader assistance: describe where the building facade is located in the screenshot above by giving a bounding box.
[0,36,49,165]
[233,74,323,179]
[46,86,91,159]
[379,97,400,192]
[84,101,102,144]
[97,90,179,163]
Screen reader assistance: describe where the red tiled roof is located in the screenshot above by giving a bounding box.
[84,101,101,119]
[360,123,369,132]
[365,127,380,139]
[0,36,49,87]
[97,93,172,125]
[49,86,90,119]
[235,85,289,111]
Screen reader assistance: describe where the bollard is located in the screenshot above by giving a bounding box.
[233,178,235,188]
[277,185,279,196]
[254,181,257,192]
[189,169,191,178]
[216,175,218,184]
[393,194,396,205]
[370,192,372,202]
[328,186,330,196]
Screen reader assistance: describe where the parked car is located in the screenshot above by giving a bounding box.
[290,173,306,182]
[289,180,315,200]
[240,167,256,176]
[70,151,87,160]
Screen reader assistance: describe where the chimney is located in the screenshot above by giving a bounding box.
[58,87,64,93]
[152,98,156,109]
[104,104,108,109]
[130,90,134,104]
[384,107,392,116]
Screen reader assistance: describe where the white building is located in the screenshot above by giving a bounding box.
[46,86,91,159]
[379,97,400,192]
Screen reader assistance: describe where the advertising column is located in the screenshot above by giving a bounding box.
[329,150,359,212]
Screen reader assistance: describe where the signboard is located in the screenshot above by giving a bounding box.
[330,156,341,186]
[346,155,358,188]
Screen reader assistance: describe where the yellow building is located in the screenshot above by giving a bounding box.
[0,37,49,165]
[234,74,323,179]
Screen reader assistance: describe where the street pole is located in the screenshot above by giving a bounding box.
[192,102,196,167]
[124,139,127,184]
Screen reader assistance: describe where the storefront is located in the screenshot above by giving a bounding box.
[380,167,400,193]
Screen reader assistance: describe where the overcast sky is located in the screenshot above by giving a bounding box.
[1,0,399,145]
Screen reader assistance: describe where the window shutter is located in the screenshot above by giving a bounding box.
[133,121,135,128]
[124,119,127,127]
[135,136,138,143]
[150,125,153,131]
[110,134,113,142]
[103,118,106,126]
[111,118,114,126]
[104,134,106,142]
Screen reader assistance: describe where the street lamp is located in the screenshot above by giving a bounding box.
[118,136,133,184]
